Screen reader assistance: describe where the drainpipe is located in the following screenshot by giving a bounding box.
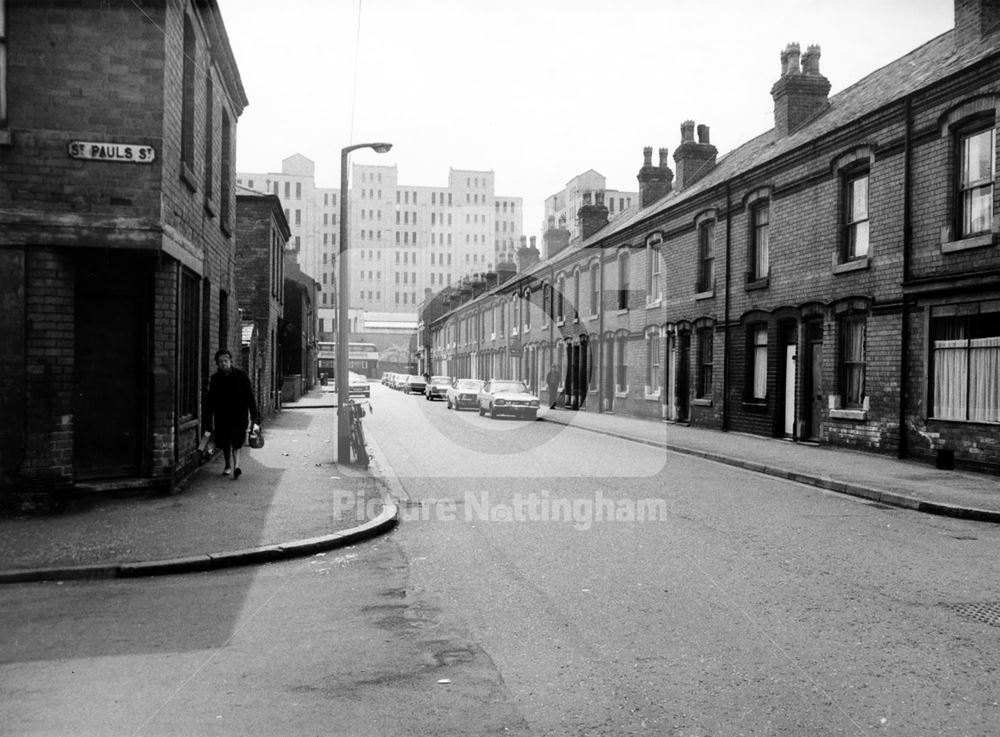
[598,253,606,412]
[723,182,732,431]
[898,95,913,459]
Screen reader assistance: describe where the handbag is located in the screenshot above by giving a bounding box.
[198,431,216,461]
[248,426,265,449]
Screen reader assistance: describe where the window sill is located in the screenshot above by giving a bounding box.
[220,220,232,238]
[204,200,216,219]
[927,416,1000,426]
[645,298,663,309]
[695,289,715,300]
[615,308,629,316]
[180,161,198,193]
[833,256,870,274]
[556,319,565,327]
[745,276,770,291]
[692,397,713,407]
[941,233,995,253]
[829,408,867,421]
[615,387,629,398]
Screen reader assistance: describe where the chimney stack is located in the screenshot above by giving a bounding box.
[637,145,674,207]
[496,258,517,286]
[770,42,831,137]
[517,235,540,273]
[544,215,571,259]
[577,191,610,241]
[955,0,1000,48]
[673,120,718,190]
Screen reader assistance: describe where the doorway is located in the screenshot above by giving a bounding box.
[803,320,824,440]
[74,254,147,479]
[676,331,690,422]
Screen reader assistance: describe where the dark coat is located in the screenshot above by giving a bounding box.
[206,367,260,449]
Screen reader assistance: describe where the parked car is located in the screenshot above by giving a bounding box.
[403,374,427,395]
[381,372,391,386]
[446,378,485,411]
[424,375,452,401]
[477,379,540,420]
[348,371,370,397]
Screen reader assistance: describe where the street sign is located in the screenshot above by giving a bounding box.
[68,141,156,163]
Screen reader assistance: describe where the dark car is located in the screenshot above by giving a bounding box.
[424,375,452,401]
[446,378,485,411]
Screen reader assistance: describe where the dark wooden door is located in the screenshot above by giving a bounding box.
[74,259,144,479]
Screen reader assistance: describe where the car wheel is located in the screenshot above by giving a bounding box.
[489,404,496,419]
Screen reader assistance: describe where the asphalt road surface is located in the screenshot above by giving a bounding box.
[3,383,1000,736]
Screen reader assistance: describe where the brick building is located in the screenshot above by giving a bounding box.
[0,0,248,508]
[235,185,291,418]
[423,0,1000,475]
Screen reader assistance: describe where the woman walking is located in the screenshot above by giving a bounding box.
[205,349,260,479]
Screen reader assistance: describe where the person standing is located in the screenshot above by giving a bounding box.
[545,364,561,409]
[205,349,260,479]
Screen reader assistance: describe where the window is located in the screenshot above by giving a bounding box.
[931,306,1000,422]
[589,263,600,315]
[556,274,565,322]
[617,250,630,310]
[646,235,662,302]
[203,73,213,199]
[697,327,713,399]
[296,182,302,199]
[750,202,770,279]
[179,270,200,420]
[523,288,531,330]
[616,333,628,393]
[958,125,995,238]
[220,110,232,231]
[0,0,7,142]
[180,15,196,172]
[572,269,581,321]
[844,171,870,260]
[839,315,867,408]
[697,221,714,293]
[748,325,768,400]
[647,330,661,393]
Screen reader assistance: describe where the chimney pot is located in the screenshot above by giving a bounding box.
[681,120,696,142]
[520,235,527,247]
[658,147,669,167]
[529,235,536,249]
[643,146,653,166]
[547,215,556,229]
[801,44,821,74]
[697,125,710,144]
[785,42,801,75]
[582,191,592,206]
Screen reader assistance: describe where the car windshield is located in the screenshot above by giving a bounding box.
[431,376,450,384]
[490,380,528,393]
[456,380,483,390]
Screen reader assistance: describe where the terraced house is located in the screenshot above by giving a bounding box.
[0,0,248,507]
[420,0,1000,475]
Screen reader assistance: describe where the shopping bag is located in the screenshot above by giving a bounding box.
[248,426,265,449]
[198,431,215,461]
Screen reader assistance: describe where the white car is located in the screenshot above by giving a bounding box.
[477,379,540,420]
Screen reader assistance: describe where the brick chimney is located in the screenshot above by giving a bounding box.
[517,235,540,272]
[543,215,571,259]
[577,191,610,241]
[770,43,831,137]
[955,0,1000,48]
[673,122,718,191]
[496,258,517,286]
[636,146,674,207]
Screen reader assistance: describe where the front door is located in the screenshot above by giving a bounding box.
[783,343,797,437]
[676,332,690,422]
[74,255,146,479]
[805,321,824,440]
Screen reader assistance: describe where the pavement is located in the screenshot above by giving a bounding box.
[1,386,998,583]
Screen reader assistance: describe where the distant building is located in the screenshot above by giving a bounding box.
[235,185,291,417]
[543,170,637,255]
[0,0,247,508]
[238,158,524,338]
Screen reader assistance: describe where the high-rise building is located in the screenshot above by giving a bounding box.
[238,157,523,337]
[543,170,637,255]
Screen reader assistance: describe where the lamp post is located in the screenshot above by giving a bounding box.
[338,141,392,463]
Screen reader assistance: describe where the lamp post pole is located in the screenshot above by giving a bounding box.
[337,142,392,464]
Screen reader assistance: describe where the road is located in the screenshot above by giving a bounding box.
[3,382,1000,736]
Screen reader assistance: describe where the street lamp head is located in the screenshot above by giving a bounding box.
[371,143,393,154]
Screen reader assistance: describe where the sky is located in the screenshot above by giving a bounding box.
[217,0,955,243]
